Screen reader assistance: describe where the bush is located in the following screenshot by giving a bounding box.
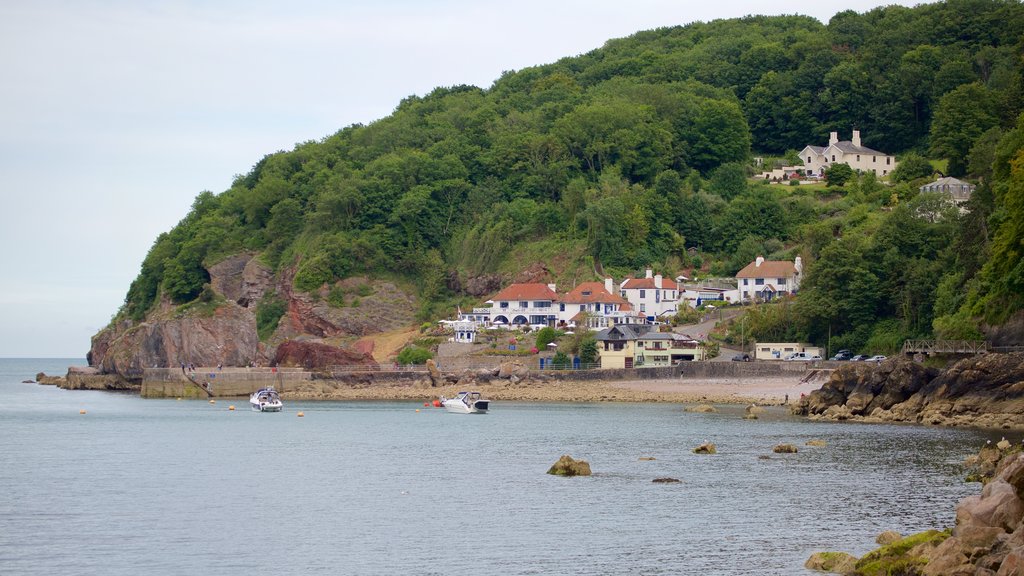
[550,351,571,369]
[396,346,432,365]
[534,327,560,349]
[825,163,855,187]
[255,294,287,341]
[579,338,598,364]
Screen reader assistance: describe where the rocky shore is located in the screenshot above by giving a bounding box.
[809,444,1024,575]
[793,353,1024,430]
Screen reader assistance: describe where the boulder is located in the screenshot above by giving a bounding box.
[773,444,799,454]
[652,477,681,483]
[547,455,592,477]
[876,531,903,546]
[806,439,828,447]
[804,551,857,573]
[693,443,717,454]
[685,404,717,413]
[35,372,65,386]
[638,457,657,461]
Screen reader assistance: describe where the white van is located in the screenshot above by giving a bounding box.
[784,352,821,361]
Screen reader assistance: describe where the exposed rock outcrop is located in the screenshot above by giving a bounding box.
[547,455,592,476]
[272,340,377,371]
[693,443,717,454]
[795,354,1024,429]
[64,366,137,391]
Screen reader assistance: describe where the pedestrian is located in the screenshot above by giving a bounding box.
[217,363,222,371]
[180,362,185,374]
[784,394,789,404]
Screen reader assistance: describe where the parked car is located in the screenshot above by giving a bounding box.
[731,353,751,362]
[868,355,887,363]
[784,352,817,361]
[808,354,823,360]
[831,350,853,361]
[850,354,870,361]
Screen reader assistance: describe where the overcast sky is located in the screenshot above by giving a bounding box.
[0,0,922,358]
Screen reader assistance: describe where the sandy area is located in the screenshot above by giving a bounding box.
[286,373,828,405]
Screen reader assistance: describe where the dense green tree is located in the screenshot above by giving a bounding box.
[825,163,855,187]
[890,152,935,182]
[930,83,1001,176]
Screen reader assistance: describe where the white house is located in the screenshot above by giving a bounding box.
[486,283,559,327]
[800,130,897,178]
[736,256,802,302]
[754,342,823,361]
[619,269,681,321]
[557,280,636,329]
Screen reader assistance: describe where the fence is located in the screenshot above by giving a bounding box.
[901,340,988,355]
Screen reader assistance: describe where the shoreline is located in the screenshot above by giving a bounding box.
[278,375,821,405]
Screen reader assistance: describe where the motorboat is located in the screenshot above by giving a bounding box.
[250,387,283,412]
[440,391,490,414]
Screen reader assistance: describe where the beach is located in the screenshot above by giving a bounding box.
[284,373,826,405]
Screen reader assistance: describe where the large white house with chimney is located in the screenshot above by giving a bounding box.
[800,130,897,178]
[619,269,681,322]
[736,256,803,302]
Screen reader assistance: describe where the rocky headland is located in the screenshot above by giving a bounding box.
[809,444,1024,575]
[793,353,1024,430]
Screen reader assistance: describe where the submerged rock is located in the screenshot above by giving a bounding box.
[693,443,717,454]
[773,444,798,454]
[806,439,828,447]
[547,455,592,477]
[638,456,657,461]
[685,404,717,413]
[652,477,681,483]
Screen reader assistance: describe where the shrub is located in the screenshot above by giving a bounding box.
[396,346,432,365]
[550,351,571,369]
[255,294,287,341]
[534,327,560,349]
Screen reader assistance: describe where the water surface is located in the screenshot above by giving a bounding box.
[0,359,995,575]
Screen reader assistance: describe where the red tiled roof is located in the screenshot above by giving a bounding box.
[489,283,559,302]
[736,260,797,279]
[621,278,681,290]
[561,282,627,304]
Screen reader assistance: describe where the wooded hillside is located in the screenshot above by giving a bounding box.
[118,0,1024,353]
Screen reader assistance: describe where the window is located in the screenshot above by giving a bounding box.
[640,304,646,313]
[807,156,811,163]
[873,156,877,163]
[755,278,764,286]
[500,302,508,309]
[579,305,585,312]
[856,155,860,161]
[778,278,786,285]
[519,301,528,308]
[883,170,887,175]
[743,279,748,286]
[639,290,645,298]
[831,155,835,161]
[887,157,891,165]
[559,303,565,312]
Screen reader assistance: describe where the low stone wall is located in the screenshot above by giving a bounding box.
[141,367,312,398]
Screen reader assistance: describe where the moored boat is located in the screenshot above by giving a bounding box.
[440,391,489,414]
[250,387,283,412]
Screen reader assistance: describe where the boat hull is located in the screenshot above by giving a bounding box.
[251,401,283,412]
[442,399,488,414]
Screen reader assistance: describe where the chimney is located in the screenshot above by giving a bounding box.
[794,256,803,274]
[829,131,838,146]
[654,274,663,289]
[604,277,614,294]
[547,283,556,292]
[755,255,764,267]
[645,268,653,279]
[852,130,861,147]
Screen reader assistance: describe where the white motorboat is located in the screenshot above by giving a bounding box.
[250,387,283,412]
[440,391,490,414]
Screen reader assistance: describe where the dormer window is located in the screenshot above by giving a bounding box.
[582,291,591,296]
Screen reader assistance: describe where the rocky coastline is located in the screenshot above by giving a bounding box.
[793,353,1024,430]
[808,444,1024,575]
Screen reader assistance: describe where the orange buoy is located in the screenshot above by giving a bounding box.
[228,405,235,411]
[416,409,420,412]
[79,409,86,415]
[423,402,429,407]
[297,411,304,417]
[432,399,441,408]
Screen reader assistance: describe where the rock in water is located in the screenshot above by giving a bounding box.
[547,455,592,477]
[997,438,1011,450]
[685,404,717,413]
[804,551,857,573]
[693,443,717,454]
[806,439,828,447]
[652,477,681,483]
[773,444,799,454]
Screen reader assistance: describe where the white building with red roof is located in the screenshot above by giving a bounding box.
[486,282,559,327]
[736,256,803,302]
[618,269,681,321]
[557,279,643,329]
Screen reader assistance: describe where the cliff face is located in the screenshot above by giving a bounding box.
[795,353,1024,429]
[89,253,417,376]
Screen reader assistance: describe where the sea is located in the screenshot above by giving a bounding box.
[0,358,1000,575]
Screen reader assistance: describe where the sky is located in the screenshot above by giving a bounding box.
[0,0,923,358]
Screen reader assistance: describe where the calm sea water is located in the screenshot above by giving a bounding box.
[0,358,997,575]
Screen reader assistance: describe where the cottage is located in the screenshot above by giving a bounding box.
[800,130,897,178]
[619,269,681,321]
[594,325,705,369]
[557,280,632,329]
[736,256,802,302]
[920,176,975,204]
